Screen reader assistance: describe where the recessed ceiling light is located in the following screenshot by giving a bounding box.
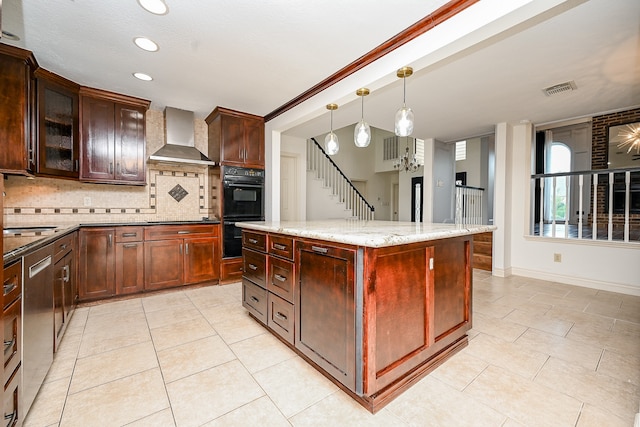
[137,0,168,15]
[133,72,153,81]
[133,37,159,52]
[1,30,21,41]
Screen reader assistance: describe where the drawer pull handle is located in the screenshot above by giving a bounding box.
[3,283,17,296]
[122,232,137,237]
[123,243,138,248]
[4,337,15,353]
[250,296,259,303]
[274,274,286,282]
[60,243,67,250]
[248,264,258,271]
[273,243,287,250]
[311,246,328,254]
[5,409,17,427]
[178,231,191,234]
[248,238,258,244]
[275,312,288,321]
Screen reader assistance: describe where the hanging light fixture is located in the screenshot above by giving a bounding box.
[354,88,371,148]
[617,123,640,154]
[395,66,414,137]
[325,104,339,155]
[394,137,420,172]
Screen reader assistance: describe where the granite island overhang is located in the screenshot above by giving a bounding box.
[236,219,496,413]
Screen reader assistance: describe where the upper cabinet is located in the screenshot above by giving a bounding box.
[206,107,265,168]
[0,44,37,175]
[35,68,80,179]
[79,87,150,185]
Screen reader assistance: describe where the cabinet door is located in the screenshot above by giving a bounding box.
[0,46,35,174]
[184,237,218,284]
[114,104,145,183]
[243,117,265,167]
[115,242,144,295]
[296,241,356,390]
[144,239,184,290]
[81,96,115,181]
[37,77,79,178]
[79,228,115,300]
[220,114,244,164]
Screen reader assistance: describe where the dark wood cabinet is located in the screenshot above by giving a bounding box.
[115,227,144,295]
[53,232,77,352]
[34,69,80,179]
[0,44,37,175]
[78,228,115,300]
[296,240,356,390]
[144,224,219,291]
[206,107,265,168]
[79,87,149,185]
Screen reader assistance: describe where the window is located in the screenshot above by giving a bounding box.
[383,136,398,161]
[455,140,466,161]
[414,138,424,165]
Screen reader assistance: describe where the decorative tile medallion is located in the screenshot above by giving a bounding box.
[169,184,189,203]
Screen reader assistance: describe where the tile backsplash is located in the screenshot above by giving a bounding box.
[3,109,221,226]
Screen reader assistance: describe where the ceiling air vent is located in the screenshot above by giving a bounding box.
[543,81,577,96]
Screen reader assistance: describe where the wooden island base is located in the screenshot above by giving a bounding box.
[238,220,490,413]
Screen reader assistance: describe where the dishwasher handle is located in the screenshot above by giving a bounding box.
[29,255,52,279]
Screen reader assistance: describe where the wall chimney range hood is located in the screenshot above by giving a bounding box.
[148,107,216,166]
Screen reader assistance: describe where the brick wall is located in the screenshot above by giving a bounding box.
[591,107,640,229]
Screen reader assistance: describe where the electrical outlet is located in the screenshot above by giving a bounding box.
[553,253,562,263]
[83,197,91,207]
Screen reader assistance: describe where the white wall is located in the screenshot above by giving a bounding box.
[281,134,307,221]
[495,122,640,295]
[456,137,482,187]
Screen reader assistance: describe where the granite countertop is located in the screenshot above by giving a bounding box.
[3,219,221,265]
[236,219,496,248]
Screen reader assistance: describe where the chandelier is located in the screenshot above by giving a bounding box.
[394,138,420,172]
[617,123,640,154]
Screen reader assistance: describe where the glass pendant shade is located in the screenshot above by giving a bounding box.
[395,106,414,137]
[325,103,339,155]
[354,119,371,147]
[325,132,339,155]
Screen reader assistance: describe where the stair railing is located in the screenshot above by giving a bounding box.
[307,138,375,220]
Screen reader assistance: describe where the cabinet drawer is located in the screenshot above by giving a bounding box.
[3,261,22,310]
[221,257,243,283]
[242,249,266,288]
[242,231,266,252]
[144,224,217,241]
[268,293,294,345]
[268,257,294,303]
[3,364,20,427]
[242,279,267,324]
[116,226,143,242]
[53,233,75,261]
[3,297,21,386]
[268,235,294,260]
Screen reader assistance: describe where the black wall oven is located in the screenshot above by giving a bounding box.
[222,166,264,257]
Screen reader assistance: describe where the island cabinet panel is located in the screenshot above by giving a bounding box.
[367,244,435,392]
[267,256,294,303]
[295,240,356,390]
[242,279,268,324]
[433,237,472,340]
[242,249,266,288]
[267,292,294,344]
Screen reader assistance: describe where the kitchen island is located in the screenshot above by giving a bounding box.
[237,219,495,413]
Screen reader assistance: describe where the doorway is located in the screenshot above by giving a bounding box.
[280,153,298,221]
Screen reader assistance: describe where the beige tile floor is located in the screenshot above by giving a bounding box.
[24,271,640,427]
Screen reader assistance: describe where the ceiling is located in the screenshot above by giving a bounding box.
[2,0,639,143]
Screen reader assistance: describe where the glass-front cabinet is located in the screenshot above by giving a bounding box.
[35,69,80,178]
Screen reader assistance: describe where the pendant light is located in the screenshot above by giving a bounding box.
[354,88,371,148]
[395,66,414,137]
[325,104,339,155]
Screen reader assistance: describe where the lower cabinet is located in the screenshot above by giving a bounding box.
[78,224,220,301]
[53,231,77,352]
[144,225,220,291]
[2,260,22,427]
[79,228,116,300]
[115,227,144,295]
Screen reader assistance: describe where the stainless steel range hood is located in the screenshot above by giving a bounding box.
[148,107,216,166]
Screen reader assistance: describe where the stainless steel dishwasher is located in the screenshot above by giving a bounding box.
[22,243,54,417]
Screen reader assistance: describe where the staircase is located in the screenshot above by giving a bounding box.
[306,138,375,220]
